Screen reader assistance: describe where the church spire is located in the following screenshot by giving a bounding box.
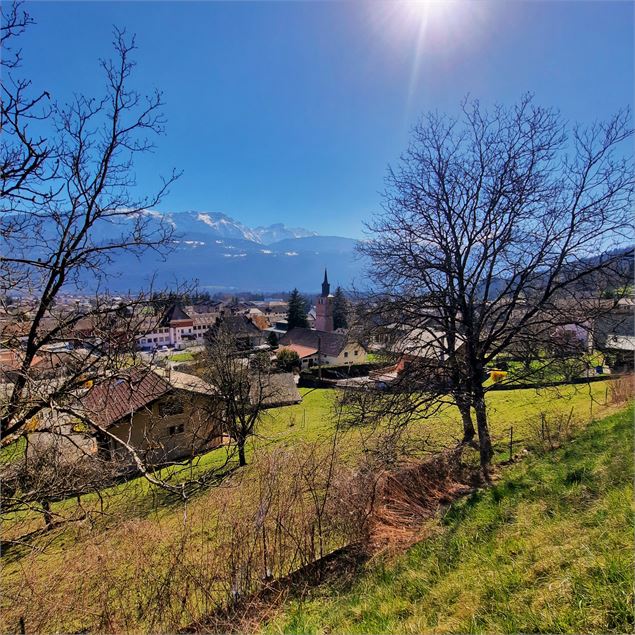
[321,268,330,297]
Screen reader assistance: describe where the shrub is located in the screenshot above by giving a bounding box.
[276,349,300,372]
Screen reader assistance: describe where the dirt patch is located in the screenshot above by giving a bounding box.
[367,447,482,551]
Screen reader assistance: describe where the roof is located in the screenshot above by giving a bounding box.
[385,325,464,360]
[82,367,171,428]
[605,334,635,351]
[279,327,352,357]
[81,366,215,428]
[278,343,318,359]
[250,315,271,331]
[160,304,192,327]
[154,368,216,395]
[207,315,263,338]
[253,372,302,407]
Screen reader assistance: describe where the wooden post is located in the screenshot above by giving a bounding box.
[509,426,514,462]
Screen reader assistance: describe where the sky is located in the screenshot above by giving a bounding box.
[15,0,635,238]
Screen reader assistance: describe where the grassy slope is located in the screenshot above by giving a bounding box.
[2,381,619,540]
[261,404,634,635]
[0,383,626,633]
[46,380,619,519]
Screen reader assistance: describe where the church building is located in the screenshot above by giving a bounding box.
[315,269,334,332]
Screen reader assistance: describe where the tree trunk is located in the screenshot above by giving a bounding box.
[41,499,53,530]
[473,392,494,477]
[456,396,476,445]
[237,440,246,467]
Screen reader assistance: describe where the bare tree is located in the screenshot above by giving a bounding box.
[201,325,290,467]
[0,16,181,449]
[1,1,56,209]
[360,95,634,474]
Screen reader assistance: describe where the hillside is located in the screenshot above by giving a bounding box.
[2,382,631,634]
[259,404,634,634]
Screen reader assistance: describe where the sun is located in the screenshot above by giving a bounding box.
[401,0,456,23]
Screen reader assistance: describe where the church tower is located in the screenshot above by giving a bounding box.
[315,268,334,332]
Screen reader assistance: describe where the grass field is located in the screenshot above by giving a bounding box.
[168,351,196,362]
[1,380,629,634]
[3,380,622,532]
[259,404,634,634]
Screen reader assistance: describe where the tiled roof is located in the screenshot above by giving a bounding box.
[82,367,171,428]
[250,315,271,331]
[81,367,217,428]
[278,327,350,357]
[207,315,262,338]
[278,344,318,359]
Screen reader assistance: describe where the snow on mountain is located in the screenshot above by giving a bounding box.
[251,223,318,244]
[62,208,364,291]
[152,211,318,245]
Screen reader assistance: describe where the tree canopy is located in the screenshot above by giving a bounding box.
[358,95,634,474]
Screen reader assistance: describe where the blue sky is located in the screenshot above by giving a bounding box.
[18,0,634,237]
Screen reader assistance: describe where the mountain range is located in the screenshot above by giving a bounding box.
[103,211,365,293]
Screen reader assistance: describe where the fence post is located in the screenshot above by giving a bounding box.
[508,426,513,462]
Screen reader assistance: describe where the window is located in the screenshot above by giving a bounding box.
[168,423,185,436]
[344,351,349,358]
[354,350,358,356]
[159,398,184,417]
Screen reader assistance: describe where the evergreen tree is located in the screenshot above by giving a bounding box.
[267,331,278,347]
[286,288,308,329]
[333,286,348,330]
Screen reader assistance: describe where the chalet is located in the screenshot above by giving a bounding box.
[29,367,222,467]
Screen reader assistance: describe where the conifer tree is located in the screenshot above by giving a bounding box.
[286,288,308,329]
[333,286,348,330]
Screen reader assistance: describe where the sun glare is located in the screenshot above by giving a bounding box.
[365,1,486,119]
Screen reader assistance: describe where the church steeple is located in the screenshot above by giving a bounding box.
[321,268,330,297]
[316,268,334,331]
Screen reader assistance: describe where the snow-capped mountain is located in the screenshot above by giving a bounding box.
[157,211,318,245]
[77,210,364,292]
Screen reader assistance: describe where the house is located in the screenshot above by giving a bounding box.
[0,348,100,384]
[137,304,222,350]
[206,315,266,350]
[278,327,366,368]
[265,320,289,338]
[28,367,222,468]
[368,324,465,389]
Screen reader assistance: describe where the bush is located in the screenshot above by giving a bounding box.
[277,349,300,372]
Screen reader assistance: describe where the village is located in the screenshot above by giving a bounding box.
[1,1,633,633]
[1,267,633,474]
